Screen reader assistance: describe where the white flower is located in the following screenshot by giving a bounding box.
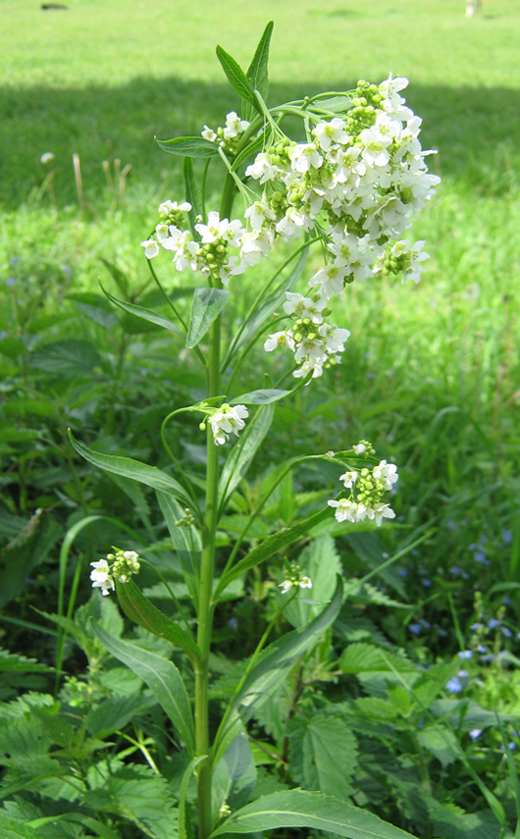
[308,263,346,301]
[245,153,277,183]
[90,559,115,596]
[373,460,399,490]
[201,125,217,142]
[339,471,357,488]
[244,198,276,231]
[219,255,245,288]
[40,152,55,165]
[275,207,313,242]
[195,212,245,247]
[290,143,323,174]
[223,111,250,140]
[159,199,191,216]
[314,118,350,152]
[353,443,367,454]
[404,240,430,284]
[264,331,296,353]
[328,498,367,523]
[293,357,324,379]
[140,238,159,259]
[240,228,274,266]
[365,503,396,527]
[279,573,313,594]
[283,292,327,324]
[209,404,249,446]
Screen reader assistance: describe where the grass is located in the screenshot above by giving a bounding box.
[1,0,520,652]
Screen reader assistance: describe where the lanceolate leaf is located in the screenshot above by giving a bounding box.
[156,491,201,607]
[68,431,194,510]
[218,404,274,514]
[210,789,419,839]
[243,21,274,121]
[215,45,257,110]
[91,621,195,756]
[156,135,220,158]
[100,286,184,338]
[214,507,331,599]
[186,288,230,349]
[115,578,201,665]
[183,157,202,235]
[229,388,291,406]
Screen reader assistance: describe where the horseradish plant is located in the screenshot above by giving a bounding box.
[70,22,438,839]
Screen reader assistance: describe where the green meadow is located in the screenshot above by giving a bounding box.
[2,1,520,834]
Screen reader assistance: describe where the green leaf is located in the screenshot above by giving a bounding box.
[232,577,343,715]
[91,620,195,756]
[183,157,202,234]
[85,764,178,839]
[215,45,257,109]
[0,337,27,359]
[0,648,53,673]
[115,578,201,664]
[30,340,100,377]
[156,135,219,158]
[0,814,40,839]
[67,291,119,328]
[210,789,419,839]
[339,643,416,675]
[230,388,290,406]
[215,507,331,599]
[68,431,193,510]
[86,693,152,738]
[417,725,460,768]
[100,256,130,296]
[186,288,230,349]
[100,285,184,337]
[212,732,256,824]
[288,711,358,799]
[218,404,274,514]
[179,756,206,839]
[156,491,201,607]
[284,535,342,629]
[244,21,274,120]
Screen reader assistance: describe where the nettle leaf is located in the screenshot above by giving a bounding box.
[215,45,257,110]
[430,698,518,732]
[210,789,420,839]
[91,620,195,756]
[87,693,154,738]
[425,795,502,839]
[101,286,184,338]
[30,340,100,377]
[68,431,193,510]
[0,813,40,839]
[417,725,460,768]
[243,21,274,120]
[212,732,256,824]
[67,291,118,329]
[186,288,229,349]
[339,643,416,676]
[218,404,274,515]
[115,578,201,664]
[85,764,178,839]
[156,135,220,158]
[0,648,53,674]
[284,534,341,629]
[288,711,358,800]
[229,388,290,406]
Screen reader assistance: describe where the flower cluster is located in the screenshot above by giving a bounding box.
[279,563,313,594]
[90,548,141,596]
[253,76,438,376]
[204,403,249,446]
[328,448,398,527]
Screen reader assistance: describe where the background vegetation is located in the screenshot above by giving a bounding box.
[1,1,520,837]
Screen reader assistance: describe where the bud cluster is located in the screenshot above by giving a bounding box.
[328,449,398,527]
[279,563,313,595]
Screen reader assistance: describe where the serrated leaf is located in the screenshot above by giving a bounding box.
[218,404,274,514]
[0,648,53,673]
[229,388,290,406]
[339,643,416,676]
[210,789,420,839]
[288,711,358,799]
[417,725,460,768]
[284,535,341,628]
[0,814,40,839]
[101,286,184,338]
[186,287,229,348]
[30,340,100,377]
[68,431,193,509]
[115,578,201,664]
[156,136,219,158]
[86,693,153,738]
[215,45,257,109]
[91,621,195,755]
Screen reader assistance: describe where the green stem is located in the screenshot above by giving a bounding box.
[195,170,236,839]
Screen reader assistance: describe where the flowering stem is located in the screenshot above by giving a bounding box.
[194,171,236,839]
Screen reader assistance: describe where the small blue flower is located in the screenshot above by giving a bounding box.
[474,551,490,565]
[397,568,408,577]
[421,579,432,587]
[502,530,513,544]
[409,624,422,635]
[477,644,487,654]
[227,617,238,631]
[5,277,16,286]
[501,627,513,638]
[419,619,431,629]
[488,619,500,629]
[502,596,512,606]
[446,677,462,694]
[471,623,484,631]
[11,256,20,265]
[469,729,482,740]
[449,566,462,575]
[446,519,458,532]
[457,670,470,681]
[458,650,473,660]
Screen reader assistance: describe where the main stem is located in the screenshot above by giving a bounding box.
[195,172,236,839]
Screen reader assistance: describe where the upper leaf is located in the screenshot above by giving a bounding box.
[215,45,257,110]
[101,286,184,338]
[243,21,274,121]
[218,404,274,515]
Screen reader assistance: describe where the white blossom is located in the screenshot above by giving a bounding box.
[140,238,159,259]
[328,498,367,523]
[339,471,357,488]
[223,111,250,140]
[373,460,399,490]
[201,125,217,142]
[209,404,249,446]
[40,152,55,165]
[90,559,115,596]
[264,331,296,353]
